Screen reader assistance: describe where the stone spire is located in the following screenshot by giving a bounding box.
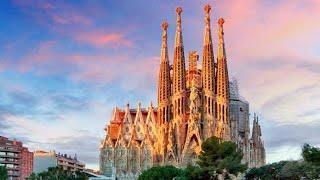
[217,18,229,99]
[216,17,230,140]
[252,114,261,139]
[202,4,215,93]
[170,6,187,163]
[201,4,215,139]
[173,7,186,95]
[172,6,187,117]
[158,21,171,124]
[250,114,266,167]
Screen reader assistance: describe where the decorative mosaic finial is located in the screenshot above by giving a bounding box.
[162,21,168,30]
[218,18,225,26]
[176,7,182,15]
[204,4,211,14]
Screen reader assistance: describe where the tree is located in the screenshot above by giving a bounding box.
[27,167,88,180]
[27,173,37,180]
[245,161,288,180]
[197,136,247,177]
[245,144,320,180]
[0,166,8,180]
[302,143,320,166]
[138,165,183,180]
[279,161,308,180]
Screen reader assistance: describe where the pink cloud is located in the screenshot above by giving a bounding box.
[12,1,133,49]
[50,12,92,25]
[17,41,57,73]
[9,39,155,90]
[73,32,133,48]
[218,0,320,60]
[69,55,158,90]
[13,0,92,26]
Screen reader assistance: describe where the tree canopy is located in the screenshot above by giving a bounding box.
[138,165,183,180]
[197,136,247,176]
[0,166,8,180]
[246,144,320,180]
[302,143,320,166]
[27,167,88,180]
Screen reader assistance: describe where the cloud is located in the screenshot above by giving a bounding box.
[0,86,40,118]
[263,121,320,163]
[50,94,89,112]
[73,32,133,48]
[2,39,158,93]
[12,0,92,26]
[49,132,101,165]
[12,0,133,49]
[217,0,320,60]
[265,122,320,149]
[1,113,101,168]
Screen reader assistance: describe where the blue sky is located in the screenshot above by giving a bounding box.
[0,0,320,169]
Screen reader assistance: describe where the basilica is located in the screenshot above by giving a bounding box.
[100,4,265,179]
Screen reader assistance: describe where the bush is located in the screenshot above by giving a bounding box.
[138,165,183,180]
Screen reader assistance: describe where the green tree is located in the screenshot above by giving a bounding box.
[302,143,320,166]
[197,136,247,177]
[27,173,37,180]
[27,166,88,180]
[245,161,287,180]
[245,144,320,180]
[279,161,307,180]
[179,164,211,180]
[138,165,183,180]
[0,166,8,180]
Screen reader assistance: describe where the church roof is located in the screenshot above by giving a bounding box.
[107,105,157,140]
[108,124,120,140]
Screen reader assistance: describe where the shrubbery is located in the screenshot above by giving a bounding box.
[245,143,320,179]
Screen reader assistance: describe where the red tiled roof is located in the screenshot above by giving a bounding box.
[108,124,120,140]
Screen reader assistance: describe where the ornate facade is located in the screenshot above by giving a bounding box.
[100,4,265,179]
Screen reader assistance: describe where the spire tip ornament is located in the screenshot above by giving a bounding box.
[176,7,183,15]
[161,21,168,30]
[204,4,211,14]
[218,18,225,26]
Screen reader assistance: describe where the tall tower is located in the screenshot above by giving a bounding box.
[250,114,266,167]
[216,18,231,140]
[171,7,187,162]
[201,4,215,139]
[157,22,172,165]
[158,21,171,125]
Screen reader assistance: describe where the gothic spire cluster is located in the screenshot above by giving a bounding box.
[100,4,266,179]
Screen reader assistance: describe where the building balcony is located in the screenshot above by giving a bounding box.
[0,147,20,153]
[0,159,20,165]
[7,171,20,177]
[0,154,20,159]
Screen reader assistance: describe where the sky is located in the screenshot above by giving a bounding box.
[0,0,319,170]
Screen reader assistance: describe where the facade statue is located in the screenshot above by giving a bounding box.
[190,79,200,116]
